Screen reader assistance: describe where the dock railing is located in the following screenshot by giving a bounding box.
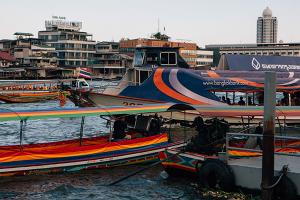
[225,132,300,161]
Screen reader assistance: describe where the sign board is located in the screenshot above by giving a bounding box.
[223,54,300,72]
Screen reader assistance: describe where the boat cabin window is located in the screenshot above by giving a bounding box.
[79,81,88,87]
[145,53,159,65]
[135,70,150,84]
[140,70,149,83]
[134,51,145,66]
[160,52,177,65]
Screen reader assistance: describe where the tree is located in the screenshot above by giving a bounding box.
[151,32,170,41]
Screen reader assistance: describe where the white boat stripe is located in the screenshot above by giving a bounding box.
[169,69,225,106]
[280,78,299,86]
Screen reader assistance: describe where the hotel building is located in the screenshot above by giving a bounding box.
[38,17,96,67]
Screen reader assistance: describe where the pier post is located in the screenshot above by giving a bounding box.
[261,72,276,200]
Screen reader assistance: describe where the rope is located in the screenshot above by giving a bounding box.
[261,165,289,190]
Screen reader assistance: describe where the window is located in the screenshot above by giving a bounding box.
[133,51,144,66]
[139,70,149,84]
[146,53,159,65]
[160,52,177,65]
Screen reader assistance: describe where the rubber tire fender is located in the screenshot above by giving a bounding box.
[197,159,235,192]
[273,176,297,200]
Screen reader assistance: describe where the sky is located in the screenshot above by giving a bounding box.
[1,0,299,47]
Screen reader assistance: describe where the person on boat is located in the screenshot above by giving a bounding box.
[257,92,264,105]
[226,98,231,105]
[281,92,289,106]
[112,116,131,140]
[248,97,253,105]
[221,96,226,103]
[238,97,246,106]
[293,95,300,106]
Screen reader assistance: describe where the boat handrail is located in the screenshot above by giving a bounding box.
[227,132,300,140]
[225,132,300,161]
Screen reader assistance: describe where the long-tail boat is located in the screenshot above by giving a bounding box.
[0,80,69,103]
[0,103,190,176]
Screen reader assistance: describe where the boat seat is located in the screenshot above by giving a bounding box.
[134,115,160,136]
[134,115,152,133]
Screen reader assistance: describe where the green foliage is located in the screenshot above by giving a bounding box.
[151,32,170,41]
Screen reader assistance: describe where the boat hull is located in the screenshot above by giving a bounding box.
[0,91,59,103]
[0,133,184,177]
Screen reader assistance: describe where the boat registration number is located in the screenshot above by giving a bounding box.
[122,102,143,106]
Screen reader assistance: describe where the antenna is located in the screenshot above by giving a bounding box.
[157,18,160,33]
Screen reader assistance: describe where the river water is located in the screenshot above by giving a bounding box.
[0,99,200,200]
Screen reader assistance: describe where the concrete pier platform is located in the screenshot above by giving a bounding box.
[228,154,300,194]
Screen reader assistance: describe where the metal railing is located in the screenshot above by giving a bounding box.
[225,132,300,161]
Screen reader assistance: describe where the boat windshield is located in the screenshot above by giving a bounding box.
[134,51,145,67]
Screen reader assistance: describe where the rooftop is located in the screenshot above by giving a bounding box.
[262,6,272,17]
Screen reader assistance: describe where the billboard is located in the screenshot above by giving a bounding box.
[224,54,300,72]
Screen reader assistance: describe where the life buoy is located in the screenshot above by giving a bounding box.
[273,176,297,200]
[197,159,235,192]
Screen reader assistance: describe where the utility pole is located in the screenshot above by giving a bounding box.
[261,71,276,200]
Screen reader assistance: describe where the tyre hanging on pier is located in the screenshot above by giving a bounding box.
[197,159,235,192]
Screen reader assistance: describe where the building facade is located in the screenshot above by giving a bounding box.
[0,51,16,67]
[93,42,132,79]
[257,7,278,43]
[119,38,198,67]
[38,17,96,68]
[0,39,16,54]
[195,49,213,69]
[13,37,57,68]
[206,43,300,66]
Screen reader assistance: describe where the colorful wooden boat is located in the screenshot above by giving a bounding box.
[0,103,187,176]
[0,91,60,103]
[0,80,72,103]
[0,133,184,176]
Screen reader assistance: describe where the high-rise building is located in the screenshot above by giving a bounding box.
[38,17,96,67]
[257,7,278,43]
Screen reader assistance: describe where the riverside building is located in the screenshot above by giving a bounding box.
[38,16,96,68]
[13,33,57,68]
[92,41,133,79]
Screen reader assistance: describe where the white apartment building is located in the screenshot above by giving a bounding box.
[196,49,213,68]
[38,17,96,67]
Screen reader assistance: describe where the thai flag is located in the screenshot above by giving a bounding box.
[79,68,91,79]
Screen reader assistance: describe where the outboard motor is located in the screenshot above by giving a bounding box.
[186,116,229,155]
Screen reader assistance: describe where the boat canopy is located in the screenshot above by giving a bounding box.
[193,105,300,117]
[0,103,195,122]
[1,103,300,122]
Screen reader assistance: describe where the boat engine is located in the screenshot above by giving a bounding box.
[185,116,229,155]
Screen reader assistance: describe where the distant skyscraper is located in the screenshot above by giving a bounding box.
[257,7,278,43]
